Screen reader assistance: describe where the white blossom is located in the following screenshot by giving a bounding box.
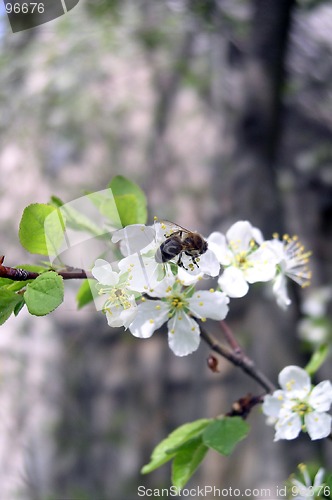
[262,366,332,441]
[208,221,277,298]
[91,258,139,328]
[265,234,311,308]
[129,275,229,356]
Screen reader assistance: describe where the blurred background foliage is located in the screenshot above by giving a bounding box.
[0,0,332,499]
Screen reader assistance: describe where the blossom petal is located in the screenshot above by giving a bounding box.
[112,224,156,256]
[305,412,332,440]
[264,239,285,264]
[309,380,332,412]
[92,259,119,286]
[313,468,326,488]
[278,366,311,399]
[119,253,162,292]
[274,411,302,441]
[177,267,203,285]
[129,301,169,338]
[226,221,256,252]
[189,290,229,320]
[207,232,232,265]
[106,300,137,329]
[218,267,249,298]
[196,249,220,277]
[167,313,200,356]
[146,275,176,297]
[273,274,291,309]
[262,392,285,418]
[245,247,277,283]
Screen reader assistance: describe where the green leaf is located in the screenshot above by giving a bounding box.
[113,194,139,227]
[305,343,330,376]
[87,190,123,229]
[172,436,208,489]
[19,204,66,256]
[18,264,48,273]
[141,419,211,474]
[109,176,147,226]
[0,289,21,325]
[202,417,249,456]
[24,271,64,316]
[51,195,103,237]
[76,279,96,309]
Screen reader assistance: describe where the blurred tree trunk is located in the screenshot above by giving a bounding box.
[210,0,322,490]
[215,0,295,232]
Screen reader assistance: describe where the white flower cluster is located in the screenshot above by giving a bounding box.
[91,220,311,357]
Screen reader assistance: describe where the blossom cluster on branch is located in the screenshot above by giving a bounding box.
[92,219,311,356]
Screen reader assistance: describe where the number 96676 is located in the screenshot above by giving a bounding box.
[5,3,45,14]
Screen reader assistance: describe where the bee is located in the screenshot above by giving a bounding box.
[155,221,208,270]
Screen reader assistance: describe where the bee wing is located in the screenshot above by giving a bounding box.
[157,219,191,237]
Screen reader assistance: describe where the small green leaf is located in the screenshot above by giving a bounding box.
[172,436,208,489]
[0,289,21,325]
[49,195,64,208]
[19,204,65,256]
[24,271,64,316]
[203,417,249,456]
[305,343,330,376]
[109,176,147,226]
[14,297,25,316]
[76,279,96,309]
[141,419,210,474]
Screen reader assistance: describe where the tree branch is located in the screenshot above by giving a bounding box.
[0,257,92,281]
[199,321,276,393]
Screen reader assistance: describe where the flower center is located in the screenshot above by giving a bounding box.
[102,284,133,311]
[232,250,253,271]
[165,292,189,317]
[291,400,312,417]
[228,239,257,271]
[169,294,187,310]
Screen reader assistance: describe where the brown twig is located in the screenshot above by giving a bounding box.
[199,322,275,394]
[0,257,92,281]
[220,319,243,356]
